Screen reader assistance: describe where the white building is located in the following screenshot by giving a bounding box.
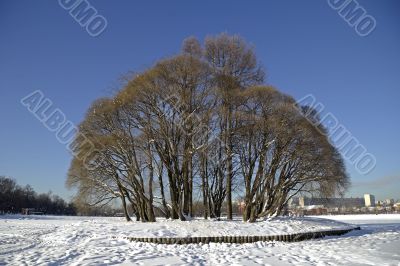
[385,199,395,206]
[364,194,375,207]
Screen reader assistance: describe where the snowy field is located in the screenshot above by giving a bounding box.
[0,214,399,265]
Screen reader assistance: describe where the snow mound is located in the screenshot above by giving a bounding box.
[113,216,356,238]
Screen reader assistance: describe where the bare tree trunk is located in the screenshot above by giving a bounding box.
[200,154,209,219]
[183,168,190,216]
[158,165,170,219]
[133,206,140,221]
[226,105,233,220]
[147,175,156,222]
[146,143,156,222]
[226,153,233,220]
[117,185,131,222]
[120,196,131,222]
[188,158,193,217]
[124,190,139,221]
[167,168,180,219]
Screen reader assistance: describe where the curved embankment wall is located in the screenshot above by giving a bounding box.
[123,226,361,245]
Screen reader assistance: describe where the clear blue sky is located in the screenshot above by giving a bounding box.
[1,0,399,201]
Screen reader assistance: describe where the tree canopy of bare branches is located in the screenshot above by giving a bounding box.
[67,33,349,222]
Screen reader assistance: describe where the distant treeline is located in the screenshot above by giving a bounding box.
[0,176,76,215]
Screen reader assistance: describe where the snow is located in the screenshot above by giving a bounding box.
[304,205,325,210]
[317,213,400,223]
[1,214,399,265]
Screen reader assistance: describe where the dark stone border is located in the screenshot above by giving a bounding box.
[123,226,361,245]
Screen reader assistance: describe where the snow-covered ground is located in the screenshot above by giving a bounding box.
[0,214,399,265]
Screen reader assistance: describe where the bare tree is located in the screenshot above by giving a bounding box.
[234,86,349,221]
[204,33,264,219]
[67,33,349,223]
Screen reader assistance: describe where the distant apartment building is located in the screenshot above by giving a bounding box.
[289,195,398,215]
[364,194,376,207]
[385,199,395,206]
[297,197,364,208]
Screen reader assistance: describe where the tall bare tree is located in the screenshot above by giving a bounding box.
[204,33,264,219]
[67,33,349,222]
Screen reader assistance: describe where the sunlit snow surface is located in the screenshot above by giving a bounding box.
[0,214,399,265]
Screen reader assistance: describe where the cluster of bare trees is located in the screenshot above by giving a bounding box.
[0,176,75,215]
[67,33,349,222]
